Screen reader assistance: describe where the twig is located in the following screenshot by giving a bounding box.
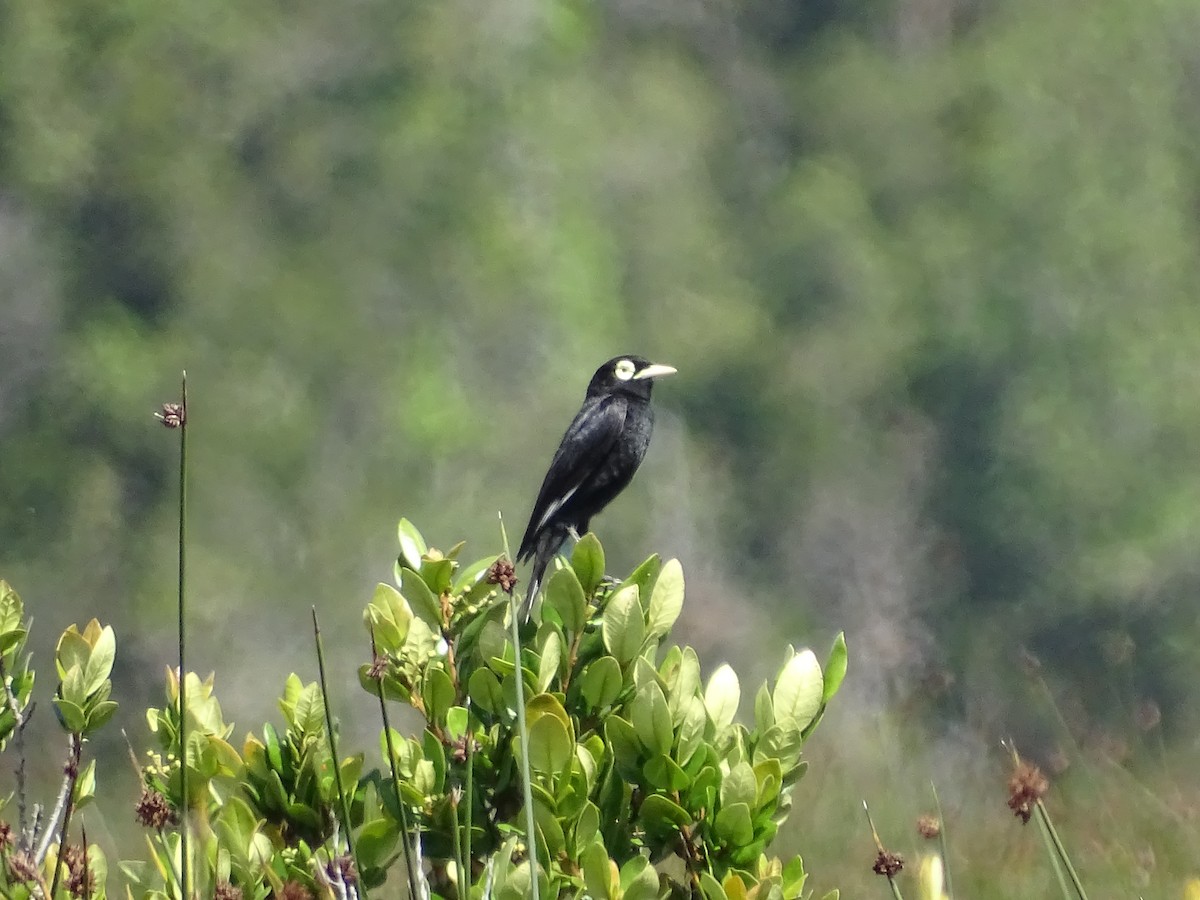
[0,652,31,847]
[47,733,82,897]
[312,606,367,900]
[930,781,953,900]
[35,736,77,864]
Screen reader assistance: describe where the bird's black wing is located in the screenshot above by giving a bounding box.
[517,394,628,561]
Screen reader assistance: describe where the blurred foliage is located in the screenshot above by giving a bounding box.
[3,0,1200,892]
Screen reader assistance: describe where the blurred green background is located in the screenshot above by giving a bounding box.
[3,0,1200,894]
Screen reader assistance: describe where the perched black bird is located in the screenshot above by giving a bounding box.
[517,355,677,619]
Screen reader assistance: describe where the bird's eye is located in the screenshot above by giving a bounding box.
[614,359,636,381]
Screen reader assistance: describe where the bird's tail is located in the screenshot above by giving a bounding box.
[517,525,567,621]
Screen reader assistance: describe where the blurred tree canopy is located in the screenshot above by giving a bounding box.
[3,0,1200,763]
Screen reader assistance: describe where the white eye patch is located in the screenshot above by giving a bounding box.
[614,359,636,380]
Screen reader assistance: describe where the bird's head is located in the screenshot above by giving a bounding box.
[587,356,677,400]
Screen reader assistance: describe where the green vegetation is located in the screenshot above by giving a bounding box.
[0,520,846,898]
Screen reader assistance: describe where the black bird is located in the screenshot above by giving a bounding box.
[516,355,677,619]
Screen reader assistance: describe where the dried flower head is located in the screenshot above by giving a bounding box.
[486,559,518,594]
[277,881,314,900]
[156,402,186,428]
[135,788,176,830]
[916,814,941,839]
[1007,761,1049,824]
[872,849,904,878]
[62,844,94,898]
[215,883,244,900]
[0,820,13,848]
[367,654,388,681]
[6,850,38,883]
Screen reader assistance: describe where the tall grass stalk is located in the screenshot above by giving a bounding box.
[370,628,421,899]
[863,800,905,900]
[312,606,366,899]
[174,372,190,899]
[499,513,540,900]
[930,782,953,900]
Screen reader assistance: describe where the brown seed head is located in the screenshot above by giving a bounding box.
[486,559,518,594]
[916,814,941,839]
[215,883,244,900]
[0,820,13,847]
[135,788,176,830]
[6,850,38,883]
[872,849,904,878]
[278,881,314,900]
[1007,761,1049,824]
[156,402,186,428]
[62,844,94,898]
[367,655,388,681]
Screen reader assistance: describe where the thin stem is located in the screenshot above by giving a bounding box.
[82,822,91,900]
[35,739,75,863]
[863,801,905,900]
[499,513,540,900]
[176,372,190,899]
[0,651,30,846]
[930,782,953,900]
[451,788,467,900]
[312,607,366,900]
[48,734,82,898]
[464,727,474,893]
[1034,799,1088,900]
[371,629,420,899]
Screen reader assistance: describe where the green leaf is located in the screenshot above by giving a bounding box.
[623,554,662,599]
[356,818,399,869]
[783,856,808,898]
[721,761,757,809]
[752,724,805,773]
[55,630,90,682]
[823,632,848,703]
[580,656,624,711]
[630,681,672,757]
[573,801,600,852]
[602,585,645,664]
[699,871,730,900]
[644,754,691,791]
[714,802,754,846]
[53,697,86,733]
[647,558,684,637]
[467,667,503,714]
[525,713,573,775]
[571,533,607,595]
[773,648,823,732]
[754,682,774,734]
[400,567,443,631]
[419,557,455,595]
[620,855,659,900]
[446,706,469,741]
[397,518,428,570]
[84,699,119,734]
[704,664,740,731]
[581,841,616,900]
[365,583,412,651]
[422,666,456,725]
[544,568,588,634]
[639,793,691,831]
[537,630,562,693]
[668,647,701,724]
[676,696,707,767]
[604,716,642,780]
[82,625,116,696]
